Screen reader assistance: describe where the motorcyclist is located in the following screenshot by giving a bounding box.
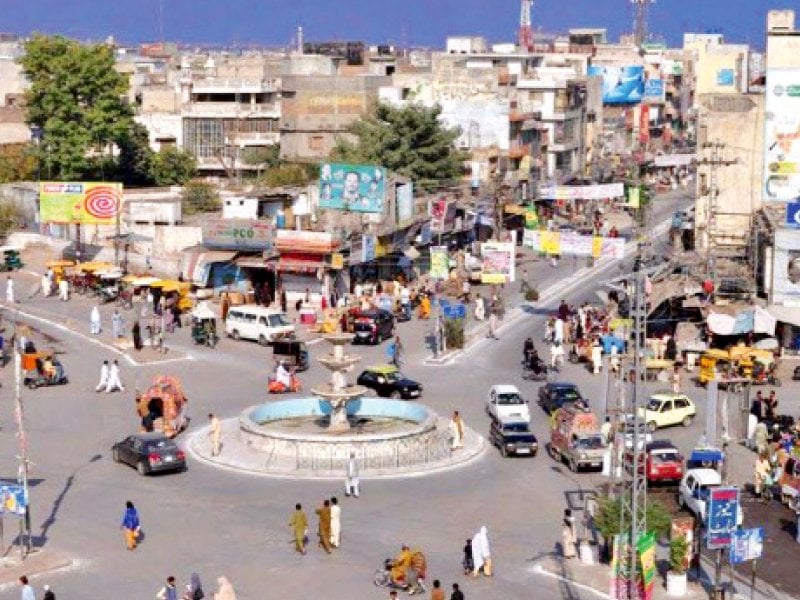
[523,337,535,363]
[389,545,413,586]
[275,361,292,390]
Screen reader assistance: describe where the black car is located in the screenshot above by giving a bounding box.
[489,419,538,457]
[538,382,584,414]
[352,309,394,345]
[356,366,422,400]
[112,432,186,476]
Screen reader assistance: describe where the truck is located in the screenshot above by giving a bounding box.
[548,405,607,472]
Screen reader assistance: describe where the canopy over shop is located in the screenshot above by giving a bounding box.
[273,229,341,303]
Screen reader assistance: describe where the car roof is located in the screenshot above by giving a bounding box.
[686,468,721,485]
[492,384,521,394]
[547,382,578,389]
[132,432,171,442]
[365,364,399,374]
[650,391,688,401]
[647,440,678,451]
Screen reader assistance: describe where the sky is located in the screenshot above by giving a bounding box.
[1,0,772,49]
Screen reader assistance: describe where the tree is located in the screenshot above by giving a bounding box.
[593,495,672,542]
[117,122,153,187]
[19,35,134,180]
[0,144,38,183]
[260,164,311,188]
[0,198,24,240]
[150,147,197,186]
[331,102,466,190]
[182,181,220,215]
[242,145,280,173]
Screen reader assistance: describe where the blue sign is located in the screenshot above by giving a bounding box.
[319,162,387,213]
[717,68,735,87]
[643,78,665,101]
[707,487,739,548]
[730,528,764,565]
[587,65,645,105]
[0,484,27,516]
[786,201,800,228]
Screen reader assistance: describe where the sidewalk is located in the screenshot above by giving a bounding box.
[0,548,76,591]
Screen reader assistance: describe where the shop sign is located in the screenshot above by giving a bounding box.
[275,230,337,253]
[203,219,274,250]
[330,253,344,270]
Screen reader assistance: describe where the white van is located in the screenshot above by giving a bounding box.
[225,306,295,345]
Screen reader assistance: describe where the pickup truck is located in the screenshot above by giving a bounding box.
[678,468,743,525]
[548,405,607,472]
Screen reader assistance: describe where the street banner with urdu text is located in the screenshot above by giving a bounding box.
[429,246,449,280]
[480,241,515,284]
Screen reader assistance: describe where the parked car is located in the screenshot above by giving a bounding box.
[112,432,186,476]
[225,306,295,345]
[640,391,696,432]
[356,365,422,400]
[624,440,684,485]
[538,382,584,415]
[486,385,530,423]
[489,418,538,457]
[352,309,395,345]
[678,468,743,525]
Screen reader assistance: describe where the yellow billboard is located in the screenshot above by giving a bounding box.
[39,182,123,224]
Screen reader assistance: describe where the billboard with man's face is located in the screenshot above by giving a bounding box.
[319,162,387,213]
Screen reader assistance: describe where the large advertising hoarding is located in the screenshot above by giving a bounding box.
[764,69,800,201]
[480,241,515,284]
[319,162,386,213]
[39,182,123,224]
[587,65,645,105]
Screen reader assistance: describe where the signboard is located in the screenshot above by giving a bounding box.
[707,487,739,548]
[587,65,645,105]
[639,105,650,143]
[539,182,625,200]
[430,199,456,233]
[524,206,539,229]
[787,201,800,228]
[764,69,800,201]
[39,182,123,224]
[330,253,344,270]
[628,186,641,208]
[480,241,515,284]
[202,219,274,250]
[524,231,625,259]
[643,78,665,102]
[637,532,657,600]
[319,162,387,213]
[396,182,414,227]
[429,246,449,280]
[275,230,336,253]
[0,483,27,516]
[717,68,735,87]
[730,527,764,565]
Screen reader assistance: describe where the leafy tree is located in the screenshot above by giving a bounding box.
[0,144,38,183]
[182,181,220,215]
[260,164,311,188]
[0,198,24,240]
[242,145,280,171]
[593,495,672,541]
[20,35,134,180]
[331,102,466,190]
[117,122,154,187]
[150,147,197,186]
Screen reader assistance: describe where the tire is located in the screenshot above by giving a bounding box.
[112,448,120,463]
[258,334,268,347]
[569,458,578,472]
[682,415,693,428]
[27,382,37,390]
[137,461,148,476]
[232,330,240,341]
[501,445,508,458]
[390,391,402,400]
[647,421,658,433]
[548,444,558,460]
[373,570,388,587]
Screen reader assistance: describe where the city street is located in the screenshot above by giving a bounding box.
[9,191,793,600]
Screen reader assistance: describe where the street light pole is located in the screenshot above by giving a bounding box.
[13,334,31,558]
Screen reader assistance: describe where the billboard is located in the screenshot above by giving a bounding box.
[396,182,414,227]
[480,241,515,284]
[319,162,387,213]
[587,65,645,105]
[39,182,123,224]
[202,219,274,251]
[764,69,800,201]
[643,78,665,102]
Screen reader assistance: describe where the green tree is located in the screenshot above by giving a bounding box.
[20,35,134,180]
[260,163,311,187]
[117,122,154,187]
[0,144,38,183]
[331,102,466,190]
[593,495,672,541]
[0,198,24,240]
[182,181,220,215]
[242,145,280,172]
[150,147,197,186]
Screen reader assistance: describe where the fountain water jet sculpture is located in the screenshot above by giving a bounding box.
[310,332,367,432]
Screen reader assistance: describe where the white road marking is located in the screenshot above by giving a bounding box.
[531,564,612,599]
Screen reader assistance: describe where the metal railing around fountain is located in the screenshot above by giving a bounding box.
[293,429,452,474]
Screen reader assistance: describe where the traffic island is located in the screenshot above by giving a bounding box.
[0,548,77,588]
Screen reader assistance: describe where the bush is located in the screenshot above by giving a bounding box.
[0,199,24,239]
[444,317,465,349]
[669,534,689,574]
[594,495,672,542]
[182,181,220,215]
[525,288,539,302]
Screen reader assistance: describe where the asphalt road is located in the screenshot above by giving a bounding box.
[0,191,753,600]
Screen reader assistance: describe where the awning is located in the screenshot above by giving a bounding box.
[191,301,217,320]
[707,305,776,336]
[504,204,526,215]
[767,304,800,328]
[236,256,272,269]
[198,251,236,264]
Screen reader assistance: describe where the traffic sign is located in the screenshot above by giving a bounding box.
[0,484,27,516]
[729,528,764,565]
[706,487,739,548]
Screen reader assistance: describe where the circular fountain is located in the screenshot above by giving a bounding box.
[190,330,486,478]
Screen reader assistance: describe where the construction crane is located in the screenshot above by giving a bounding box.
[518,0,533,51]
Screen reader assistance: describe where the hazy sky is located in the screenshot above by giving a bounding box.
[2,0,771,49]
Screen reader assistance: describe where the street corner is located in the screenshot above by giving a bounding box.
[0,548,82,592]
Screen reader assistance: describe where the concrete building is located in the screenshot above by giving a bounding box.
[683,33,749,96]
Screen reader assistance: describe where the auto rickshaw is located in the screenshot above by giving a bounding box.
[22,350,68,389]
[190,302,219,348]
[0,246,23,271]
[272,339,309,371]
[150,280,193,312]
[46,260,75,284]
[697,349,734,385]
[97,270,125,303]
[120,274,160,308]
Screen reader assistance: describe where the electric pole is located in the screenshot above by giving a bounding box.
[631,0,653,47]
[696,139,737,281]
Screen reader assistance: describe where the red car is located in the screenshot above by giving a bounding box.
[624,440,684,485]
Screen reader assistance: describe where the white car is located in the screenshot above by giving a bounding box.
[678,468,743,525]
[486,385,530,423]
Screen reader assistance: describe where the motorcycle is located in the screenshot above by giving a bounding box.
[373,558,426,594]
[522,358,548,381]
[268,373,302,394]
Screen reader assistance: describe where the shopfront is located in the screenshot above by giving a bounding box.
[274,230,339,305]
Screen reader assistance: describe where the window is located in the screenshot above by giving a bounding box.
[309,135,325,152]
[660,401,673,413]
[675,399,690,409]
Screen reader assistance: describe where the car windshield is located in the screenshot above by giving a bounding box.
[575,435,605,450]
[507,434,537,443]
[503,422,530,433]
[270,314,291,327]
[652,451,681,464]
[497,392,524,404]
[145,439,176,452]
[555,388,580,400]
[383,371,404,382]
[646,399,663,411]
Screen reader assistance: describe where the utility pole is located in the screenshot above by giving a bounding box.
[696,139,737,280]
[631,0,653,47]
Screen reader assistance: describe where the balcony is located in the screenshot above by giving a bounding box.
[191,78,279,94]
[182,102,280,118]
